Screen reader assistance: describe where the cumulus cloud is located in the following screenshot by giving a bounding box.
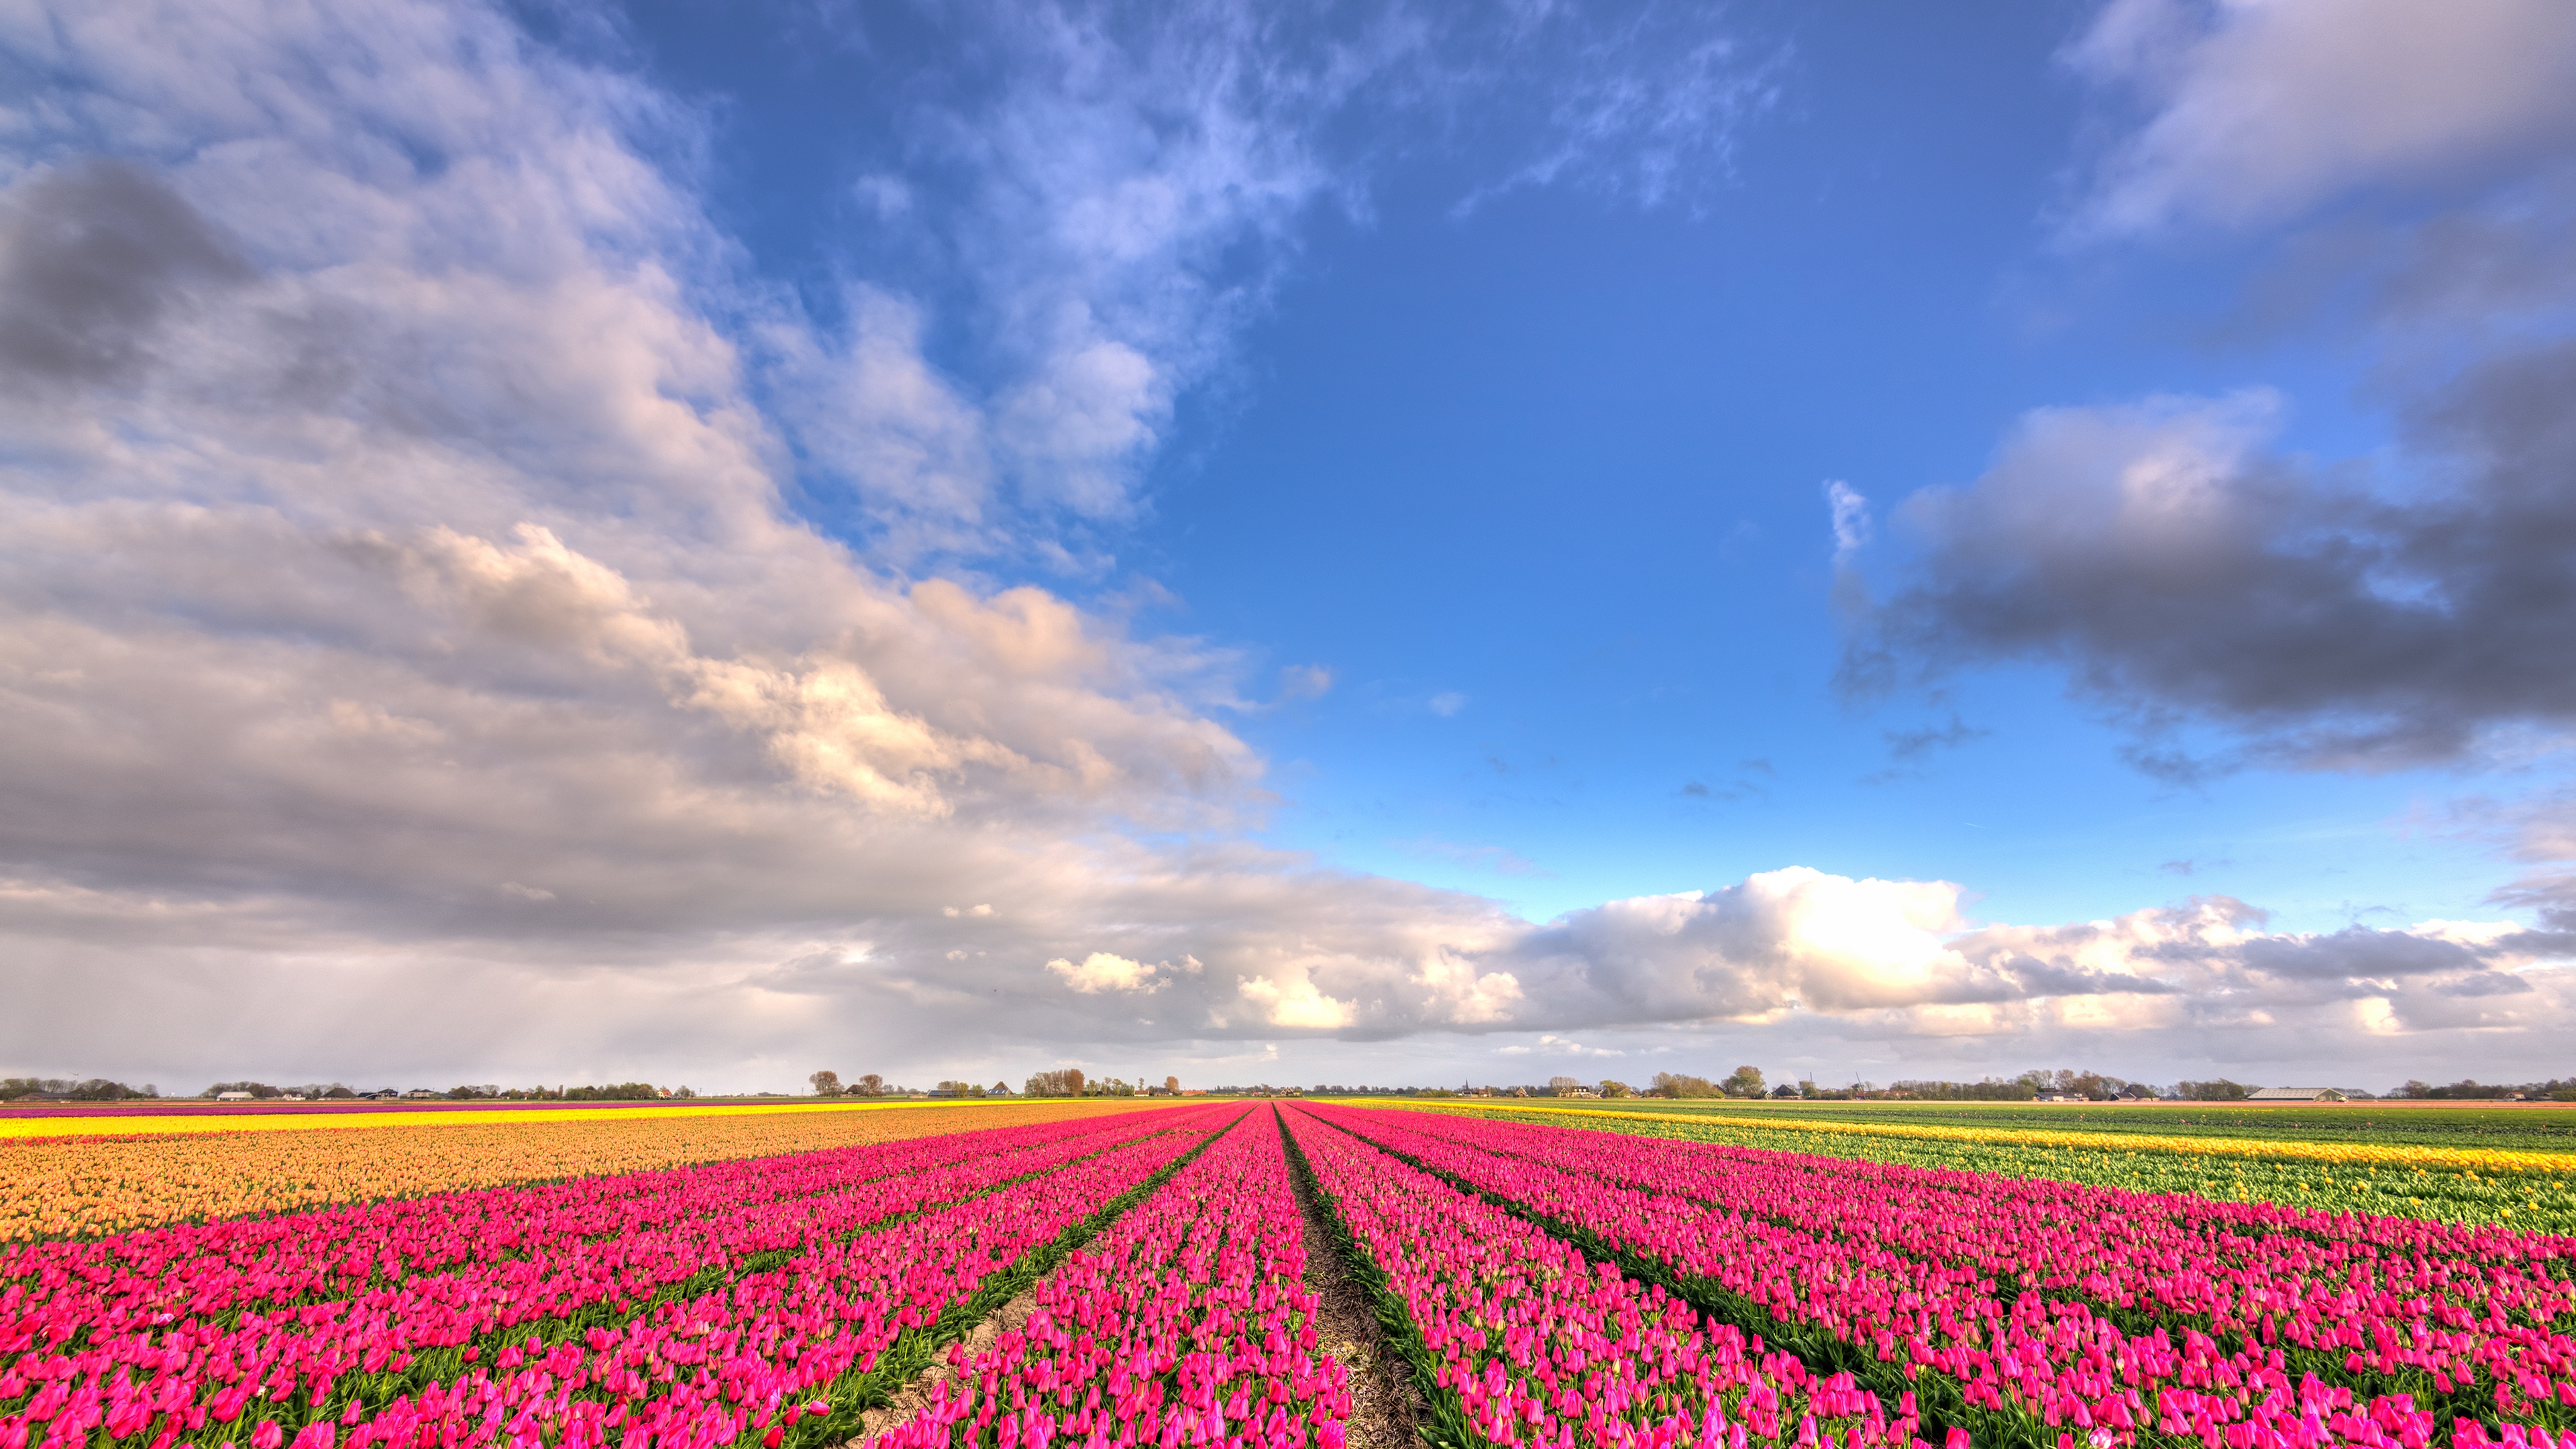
[1841,369,2576,773]
[1046,952,1157,993]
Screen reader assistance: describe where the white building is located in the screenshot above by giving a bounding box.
[2247,1087,2345,1102]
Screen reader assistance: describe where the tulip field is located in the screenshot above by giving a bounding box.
[0,1101,1157,1242]
[1290,1103,2576,1449]
[1416,1105,2576,1234]
[8,1099,2576,1449]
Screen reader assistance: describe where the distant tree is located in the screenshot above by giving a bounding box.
[1546,1075,1580,1093]
[1163,1075,1180,1093]
[3,1077,152,1100]
[1652,1072,1718,1099]
[1024,1067,1087,1097]
[674,1085,698,1099]
[1599,1080,1633,1099]
[809,1070,843,1097]
[563,1082,661,1101]
[2175,1078,2251,1102]
[1888,1076,2038,1101]
[2400,1079,2515,1100]
[1720,1065,1766,1097]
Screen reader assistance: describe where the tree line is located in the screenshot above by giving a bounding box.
[806,1068,1184,1099]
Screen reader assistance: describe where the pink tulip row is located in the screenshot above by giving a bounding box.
[1280,1106,1928,1449]
[1302,1106,2576,1449]
[2,1107,1234,1449]
[1330,1106,2576,1425]
[1370,1108,2569,1315]
[863,1107,1350,1449]
[7,1110,1176,1335]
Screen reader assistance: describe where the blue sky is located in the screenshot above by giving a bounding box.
[619,0,2481,932]
[4,0,2573,1093]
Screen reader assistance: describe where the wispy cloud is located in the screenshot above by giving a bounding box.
[1398,836,1550,878]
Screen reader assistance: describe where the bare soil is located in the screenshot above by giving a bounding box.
[1287,1119,1424,1449]
[850,1115,1422,1449]
[849,1280,1044,1444]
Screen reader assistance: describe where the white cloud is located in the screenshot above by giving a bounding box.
[1047,951,1157,994]
[1237,969,1357,1030]
[1277,664,1334,702]
[1825,479,1871,557]
[2064,0,2576,237]
[1454,6,1784,216]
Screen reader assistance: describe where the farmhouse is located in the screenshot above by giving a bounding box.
[2247,1087,2346,1102]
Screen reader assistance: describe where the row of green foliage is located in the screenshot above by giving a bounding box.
[1552,1097,2576,1152]
[1453,1106,2576,1234]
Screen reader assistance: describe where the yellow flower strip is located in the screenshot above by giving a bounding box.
[1401,1099,2576,1175]
[0,1097,1026,1140]
[0,1098,1160,1241]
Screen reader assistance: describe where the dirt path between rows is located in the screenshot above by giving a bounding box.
[852,1112,1421,1449]
[849,1280,1047,1444]
[1287,1117,1424,1449]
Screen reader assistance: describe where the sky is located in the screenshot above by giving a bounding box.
[4,0,2575,1095]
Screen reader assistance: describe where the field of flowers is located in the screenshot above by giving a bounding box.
[861,1108,1348,1449]
[0,1100,1157,1241]
[1297,1102,2576,1449]
[1429,1104,2576,1233]
[14,1097,2576,1449]
[1,1106,1236,1449]
[1280,1106,1922,1449]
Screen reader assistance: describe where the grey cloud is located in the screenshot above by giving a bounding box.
[1882,715,1990,765]
[2233,926,2510,982]
[1842,362,2576,770]
[0,160,252,385]
[1996,955,2175,998]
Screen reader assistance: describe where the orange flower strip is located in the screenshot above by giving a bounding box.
[0,1099,1157,1241]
